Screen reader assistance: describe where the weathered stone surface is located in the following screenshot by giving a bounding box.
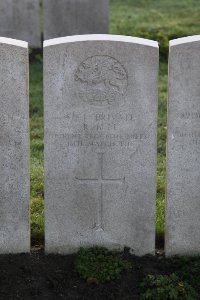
[44,0,109,40]
[0,37,29,253]
[0,0,41,48]
[44,35,158,255]
[166,36,200,256]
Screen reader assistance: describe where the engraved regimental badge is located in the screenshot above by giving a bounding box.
[75,55,128,107]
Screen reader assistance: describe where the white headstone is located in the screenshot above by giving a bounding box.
[0,0,41,48]
[0,37,30,254]
[44,0,109,40]
[166,36,200,256]
[44,35,159,255]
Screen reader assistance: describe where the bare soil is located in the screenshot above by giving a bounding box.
[0,246,179,300]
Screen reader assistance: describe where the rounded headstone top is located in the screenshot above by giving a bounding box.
[0,37,28,48]
[170,35,200,47]
[43,34,158,48]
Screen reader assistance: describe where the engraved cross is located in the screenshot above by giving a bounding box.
[75,153,125,231]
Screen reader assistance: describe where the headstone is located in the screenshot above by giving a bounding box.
[44,35,159,255]
[0,0,41,48]
[0,37,30,254]
[166,35,200,256]
[43,0,109,40]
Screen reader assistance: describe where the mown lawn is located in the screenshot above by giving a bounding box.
[30,0,200,244]
[30,60,44,243]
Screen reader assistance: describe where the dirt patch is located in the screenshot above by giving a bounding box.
[0,247,183,300]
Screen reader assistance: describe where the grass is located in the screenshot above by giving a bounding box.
[110,0,200,35]
[30,0,200,244]
[30,61,44,243]
[110,0,200,60]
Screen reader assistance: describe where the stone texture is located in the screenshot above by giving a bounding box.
[166,35,200,256]
[0,37,30,254]
[0,0,41,48]
[44,35,158,255]
[43,0,109,40]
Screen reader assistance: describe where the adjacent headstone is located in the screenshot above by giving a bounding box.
[166,35,200,256]
[43,0,109,40]
[0,37,30,253]
[0,0,41,48]
[44,35,158,255]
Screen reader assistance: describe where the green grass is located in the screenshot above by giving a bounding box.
[110,0,200,59]
[156,62,167,239]
[29,0,200,243]
[110,0,200,35]
[30,61,44,243]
